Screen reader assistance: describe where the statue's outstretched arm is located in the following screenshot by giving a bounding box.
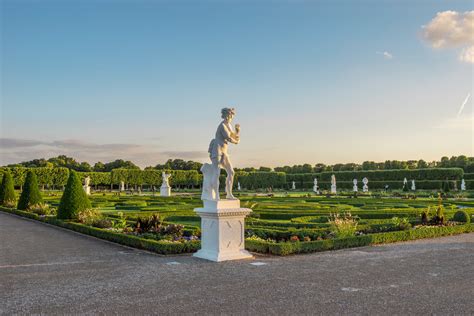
[222,124,239,144]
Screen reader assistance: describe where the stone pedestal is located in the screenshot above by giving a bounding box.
[363,185,368,192]
[331,185,337,194]
[194,199,253,262]
[160,186,171,197]
[83,186,90,195]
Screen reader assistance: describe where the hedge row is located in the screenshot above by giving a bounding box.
[0,207,200,254]
[463,173,474,180]
[249,224,473,255]
[287,168,464,183]
[0,167,287,189]
[287,180,462,190]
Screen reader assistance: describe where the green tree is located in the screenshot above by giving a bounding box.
[93,161,106,172]
[57,170,91,219]
[0,170,16,206]
[17,171,43,210]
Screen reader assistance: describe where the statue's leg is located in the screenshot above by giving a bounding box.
[222,155,235,199]
[211,158,220,200]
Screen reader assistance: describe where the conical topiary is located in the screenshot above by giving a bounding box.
[57,170,91,219]
[0,170,16,207]
[17,170,43,210]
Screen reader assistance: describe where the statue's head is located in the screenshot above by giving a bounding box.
[221,107,236,121]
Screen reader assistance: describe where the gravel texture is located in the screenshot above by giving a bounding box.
[1,211,473,315]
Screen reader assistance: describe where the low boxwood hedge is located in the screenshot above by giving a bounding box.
[257,224,473,255]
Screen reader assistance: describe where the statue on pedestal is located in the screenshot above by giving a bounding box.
[411,179,416,191]
[201,108,240,200]
[195,108,253,262]
[353,179,358,192]
[160,172,172,197]
[83,176,91,195]
[313,178,319,194]
[331,174,337,194]
[461,179,466,191]
[362,177,369,192]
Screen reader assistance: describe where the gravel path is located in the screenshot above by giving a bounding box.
[1,211,473,315]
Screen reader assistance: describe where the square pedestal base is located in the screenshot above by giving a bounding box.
[194,199,253,262]
[160,186,171,197]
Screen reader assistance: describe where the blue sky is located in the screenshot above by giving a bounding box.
[1,0,473,167]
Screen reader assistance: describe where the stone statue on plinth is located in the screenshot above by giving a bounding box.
[160,172,172,197]
[195,108,253,262]
[83,176,91,195]
[313,178,319,194]
[353,179,358,192]
[362,177,369,192]
[331,174,337,194]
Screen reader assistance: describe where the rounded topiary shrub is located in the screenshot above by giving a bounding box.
[17,171,43,210]
[0,170,16,207]
[57,170,91,219]
[453,210,471,224]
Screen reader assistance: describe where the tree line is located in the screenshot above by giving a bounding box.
[6,155,474,173]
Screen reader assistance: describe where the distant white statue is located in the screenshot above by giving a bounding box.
[313,178,319,194]
[353,179,358,192]
[237,182,241,191]
[331,174,337,194]
[201,108,240,200]
[461,179,466,191]
[411,179,416,191]
[362,177,369,192]
[83,176,91,195]
[292,181,296,190]
[120,181,125,192]
[160,172,172,197]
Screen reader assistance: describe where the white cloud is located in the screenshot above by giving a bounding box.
[376,51,393,59]
[0,138,208,167]
[459,45,474,63]
[422,10,474,48]
[422,10,474,63]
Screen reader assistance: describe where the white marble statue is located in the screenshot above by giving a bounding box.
[292,181,296,190]
[201,108,240,201]
[461,179,466,191]
[362,177,369,192]
[194,108,253,262]
[313,178,319,194]
[120,181,125,192]
[160,172,172,197]
[83,176,91,195]
[353,179,358,192]
[411,179,416,191]
[331,174,337,194]
[237,182,241,191]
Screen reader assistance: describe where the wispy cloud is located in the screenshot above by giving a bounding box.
[421,10,474,64]
[0,138,208,167]
[376,51,393,59]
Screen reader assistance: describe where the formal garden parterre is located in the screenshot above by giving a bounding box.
[1,167,473,256]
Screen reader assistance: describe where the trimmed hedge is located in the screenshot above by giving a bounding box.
[0,170,16,206]
[57,170,92,219]
[453,210,471,223]
[463,173,474,180]
[288,180,456,190]
[255,224,474,255]
[17,171,43,210]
